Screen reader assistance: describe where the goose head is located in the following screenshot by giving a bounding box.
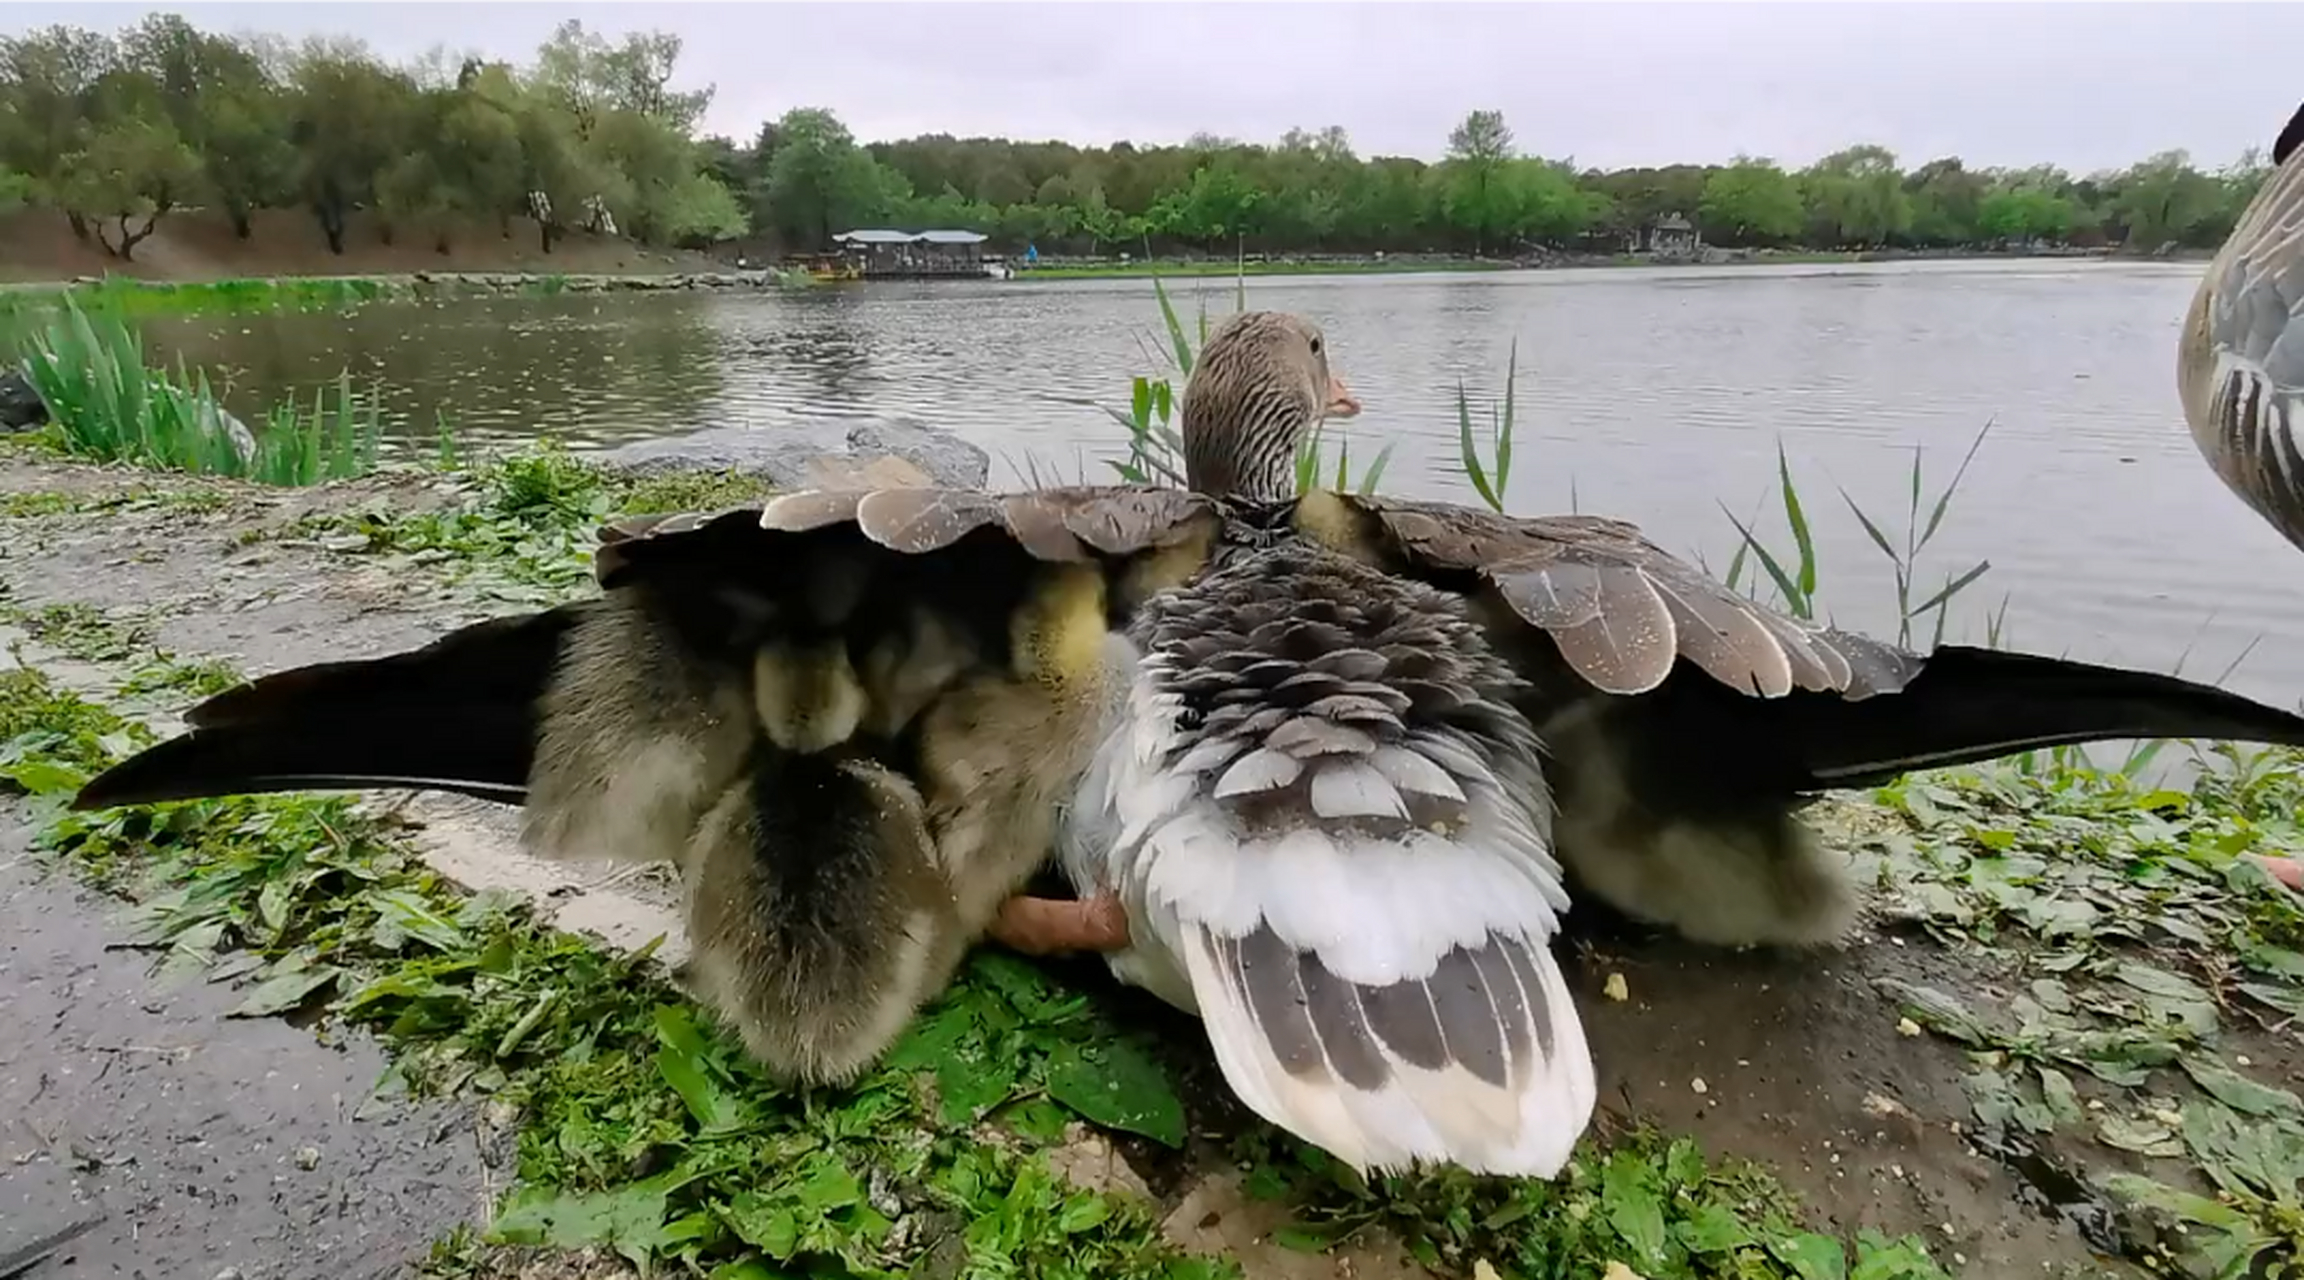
[1180,310,1361,503]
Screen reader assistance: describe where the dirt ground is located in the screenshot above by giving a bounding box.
[0,208,726,286]
[0,454,2203,1279]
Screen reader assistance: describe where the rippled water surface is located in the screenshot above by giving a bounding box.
[141,259,2304,710]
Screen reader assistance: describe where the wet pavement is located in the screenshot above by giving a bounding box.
[0,809,484,1280]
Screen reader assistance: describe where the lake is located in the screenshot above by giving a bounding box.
[138,258,2304,713]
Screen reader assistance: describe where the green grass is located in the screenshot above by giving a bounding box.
[0,274,411,318]
[9,294,384,486]
[0,271,619,319]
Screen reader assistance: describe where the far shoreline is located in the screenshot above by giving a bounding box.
[1006,243,2205,283]
[0,243,2207,305]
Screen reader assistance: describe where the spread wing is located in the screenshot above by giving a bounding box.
[1319,493,1922,702]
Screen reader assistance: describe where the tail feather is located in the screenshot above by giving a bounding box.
[1795,646,2304,788]
[71,607,584,812]
[1180,916,1593,1176]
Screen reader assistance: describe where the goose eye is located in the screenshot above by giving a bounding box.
[1310,336,1323,356]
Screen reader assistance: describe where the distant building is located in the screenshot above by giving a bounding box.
[1633,212,1702,258]
[832,229,992,278]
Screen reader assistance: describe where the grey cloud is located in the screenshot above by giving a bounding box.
[5,2,2296,171]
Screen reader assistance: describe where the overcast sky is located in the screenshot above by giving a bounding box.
[6,2,2298,174]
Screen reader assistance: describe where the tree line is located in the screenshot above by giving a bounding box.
[0,13,2275,264]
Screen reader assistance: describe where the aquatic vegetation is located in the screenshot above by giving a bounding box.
[8,295,383,486]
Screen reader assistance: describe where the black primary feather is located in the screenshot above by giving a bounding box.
[71,606,586,811]
[2276,97,2304,167]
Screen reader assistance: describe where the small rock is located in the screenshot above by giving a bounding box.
[1896,1016,1922,1037]
[1862,1091,1911,1119]
[0,367,48,431]
[1601,972,1629,1002]
[845,418,991,489]
[1602,1263,1647,1280]
[293,1145,320,1170]
[1691,1077,1709,1096]
[213,1269,244,1280]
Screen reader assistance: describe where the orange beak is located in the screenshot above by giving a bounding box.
[1324,372,1363,419]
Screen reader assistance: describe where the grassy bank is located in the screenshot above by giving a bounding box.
[3,273,451,316]
[0,268,790,320]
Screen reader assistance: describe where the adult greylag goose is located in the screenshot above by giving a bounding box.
[2179,97,2304,552]
[75,311,2304,1177]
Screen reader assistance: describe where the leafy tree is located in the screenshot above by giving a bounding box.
[1494,158,1605,243]
[1976,186,2074,244]
[532,19,711,135]
[112,13,294,238]
[1903,157,1986,246]
[430,80,527,241]
[1588,164,1708,241]
[2112,150,2225,251]
[58,113,204,259]
[0,25,118,237]
[375,149,450,247]
[659,171,746,245]
[287,43,419,253]
[1440,108,1515,254]
[1151,162,1265,249]
[1699,156,1804,244]
[1801,144,1911,246]
[763,107,888,249]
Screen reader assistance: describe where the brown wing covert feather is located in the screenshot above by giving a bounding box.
[1331,494,1922,701]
